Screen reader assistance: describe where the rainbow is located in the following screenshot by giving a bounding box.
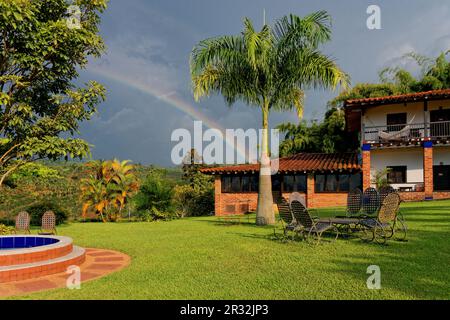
[86,66,252,163]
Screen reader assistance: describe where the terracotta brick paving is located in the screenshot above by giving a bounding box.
[0,248,130,298]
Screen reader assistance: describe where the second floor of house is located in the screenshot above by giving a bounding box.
[344,90,450,148]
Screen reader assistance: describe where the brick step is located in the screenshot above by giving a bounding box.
[0,236,74,267]
[0,246,86,283]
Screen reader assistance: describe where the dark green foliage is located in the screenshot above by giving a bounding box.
[134,169,175,221]
[277,107,359,156]
[172,150,214,217]
[27,201,68,226]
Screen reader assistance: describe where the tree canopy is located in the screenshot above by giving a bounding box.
[277,107,359,156]
[0,0,108,187]
[330,51,450,107]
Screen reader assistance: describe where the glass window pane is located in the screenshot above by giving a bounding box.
[325,174,338,192]
[315,175,325,192]
[349,173,362,191]
[295,175,307,192]
[338,174,350,192]
[272,176,281,191]
[231,176,241,192]
[242,176,250,192]
[250,175,259,192]
[222,176,231,193]
[283,175,294,192]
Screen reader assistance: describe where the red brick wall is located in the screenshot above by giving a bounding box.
[399,192,450,202]
[217,193,258,216]
[214,176,221,216]
[423,146,434,198]
[433,192,450,200]
[309,193,349,208]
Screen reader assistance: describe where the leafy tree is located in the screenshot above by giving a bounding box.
[0,0,108,187]
[81,159,139,222]
[190,12,348,225]
[133,169,175,221]
[277,107,358,156]
[330,51,450,107]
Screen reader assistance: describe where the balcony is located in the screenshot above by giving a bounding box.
[363,121,450,145]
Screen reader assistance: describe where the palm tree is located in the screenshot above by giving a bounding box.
[81,159,139,222]
[190,12,349,225]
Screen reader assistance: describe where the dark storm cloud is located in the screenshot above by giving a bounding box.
[77,0,450,166]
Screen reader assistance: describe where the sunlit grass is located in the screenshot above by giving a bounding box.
[10,200,450,300]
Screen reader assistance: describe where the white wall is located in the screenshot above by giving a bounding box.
[364,102,424,128]
[363,99,450,128]
[434,146,450,166]
[370,148,423,188]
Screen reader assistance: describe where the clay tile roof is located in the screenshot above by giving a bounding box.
[344,89,450,108]
[200,153,360,175]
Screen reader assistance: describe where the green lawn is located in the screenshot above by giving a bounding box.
[9,200,450,300]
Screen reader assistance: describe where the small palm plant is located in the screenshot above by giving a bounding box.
[81,159,139,222]
[190,12,349,225]
[373,168,392,190]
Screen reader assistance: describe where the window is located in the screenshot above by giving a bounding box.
[231,176,241,192]
[387,113,407,131]
[283,174,307,192]
[315,173,362,193]
[387,166,407,184]
[221,175,258,193]
[272,175,281,192]
[349,173,362,191]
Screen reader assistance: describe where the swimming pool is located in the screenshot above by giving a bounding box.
[0,236,60,250]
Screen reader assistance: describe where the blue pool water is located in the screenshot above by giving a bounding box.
[0,237,59,250]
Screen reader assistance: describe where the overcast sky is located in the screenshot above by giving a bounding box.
[77,0,450,166]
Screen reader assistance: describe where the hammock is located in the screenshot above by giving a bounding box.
[377,114,416,141]
[378,125,411,141]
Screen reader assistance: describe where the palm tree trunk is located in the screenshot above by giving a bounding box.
[256,102,275,225]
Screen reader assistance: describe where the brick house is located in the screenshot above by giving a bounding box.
[201,89,450,216]
[346,89,450,202]
[201,153,362,215]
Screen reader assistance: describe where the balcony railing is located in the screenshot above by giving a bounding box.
[364,121,450,144]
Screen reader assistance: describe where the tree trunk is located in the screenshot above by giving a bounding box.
[256,103,275,225]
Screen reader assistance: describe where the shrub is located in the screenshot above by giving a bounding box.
[26,201,69,226]
[134,170,174,214]
[172,184,214,217]
[0,224,15,235]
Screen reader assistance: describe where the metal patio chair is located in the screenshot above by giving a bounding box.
[331,188,363,236]
[39,211,57,235]
[358,193,405,244]
[15,211,31,234]
[290,200,338,245]
[275,200,297,240]
[379,186,395,204]
[362,187,381,216]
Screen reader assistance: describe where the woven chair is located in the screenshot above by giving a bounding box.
[358,193,402,244]
[288,192,306,207]
[39,211,57,235]
[379,186,395,204]
[362,187,381,216]
[329,189,363,237]
[275,200,297,240]
[290,200,338,245]
[15,211,31,234]
[336,188,363,218]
